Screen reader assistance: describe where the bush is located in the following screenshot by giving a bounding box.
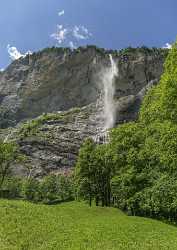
[40,174,74,203]
[40,175,58,203]
[5,178,23,198]
[22,178,40,202]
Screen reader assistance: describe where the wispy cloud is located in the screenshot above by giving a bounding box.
[51,24,92,49]
[51,9,93,49]
[7,45,32,61]
[50,25,68,44]
[58,10,65,16]
[73,25,92,40]
[163,43,172,49]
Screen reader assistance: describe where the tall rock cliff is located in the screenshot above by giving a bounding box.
[0,46,168,177]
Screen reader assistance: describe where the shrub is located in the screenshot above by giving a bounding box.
[22,178,40,202]
[5,178,23,198]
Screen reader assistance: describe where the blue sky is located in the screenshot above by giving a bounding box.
[0,0,176,69]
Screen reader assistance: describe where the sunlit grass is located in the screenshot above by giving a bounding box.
[0,200,177,250]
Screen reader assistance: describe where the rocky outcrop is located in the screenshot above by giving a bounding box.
[0,46,168,177]
[9,104,102,177]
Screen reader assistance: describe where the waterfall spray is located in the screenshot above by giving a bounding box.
[93,54,118,144]
[103,54,118,130]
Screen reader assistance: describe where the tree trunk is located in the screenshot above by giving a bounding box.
[89,195,92,207]
[107,178,111,207]
[101,193,105,207]
[96,196,99,206]
[0,167,8,190]
[105,188,108,207]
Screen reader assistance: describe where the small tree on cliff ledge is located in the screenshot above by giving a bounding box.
[0,141,18,190]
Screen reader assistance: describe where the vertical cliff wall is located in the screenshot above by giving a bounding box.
[0,46,168,176]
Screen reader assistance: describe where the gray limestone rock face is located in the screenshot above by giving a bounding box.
[10,104,104,177]
[0,47,166,127]
[0,46,168,177]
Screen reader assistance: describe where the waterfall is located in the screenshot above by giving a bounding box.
[94,54,118,144]
[103,54,118,130]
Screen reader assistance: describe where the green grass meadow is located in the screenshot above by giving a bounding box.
[0,200,177,250]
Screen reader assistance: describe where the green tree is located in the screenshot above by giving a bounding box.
[40,175,58,202]
[0,141,18,190]
[75,138,96,206]
[140,41,177,124]
[75,139,114,207]
[56,174,74,201]
[91,144,114,207]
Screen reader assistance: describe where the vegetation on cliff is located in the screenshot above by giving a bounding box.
[0,142,20,190]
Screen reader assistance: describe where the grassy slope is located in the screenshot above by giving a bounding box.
[0,47,171,250]
[0,200,177,250]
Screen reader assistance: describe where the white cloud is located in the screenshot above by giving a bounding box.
[58,10,65,16]
[51,24,92,47]
[51,12,92,47]
[0,68,4,72]
[163,43,172,49]
[7,45,23,60]
[7,45,32,61]
[51,25,68,44]
[73,25,92,40]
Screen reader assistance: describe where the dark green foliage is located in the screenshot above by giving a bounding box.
[3,174,74,204]
[4,178,23,199]
[140,42,177,124]
[75,139,114,207]
[40,174,74,203]
[40,175,58,202]
[91,145,114,207]
[22,178,39,201]
[75,138,96,206]
[122,175,177,221]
